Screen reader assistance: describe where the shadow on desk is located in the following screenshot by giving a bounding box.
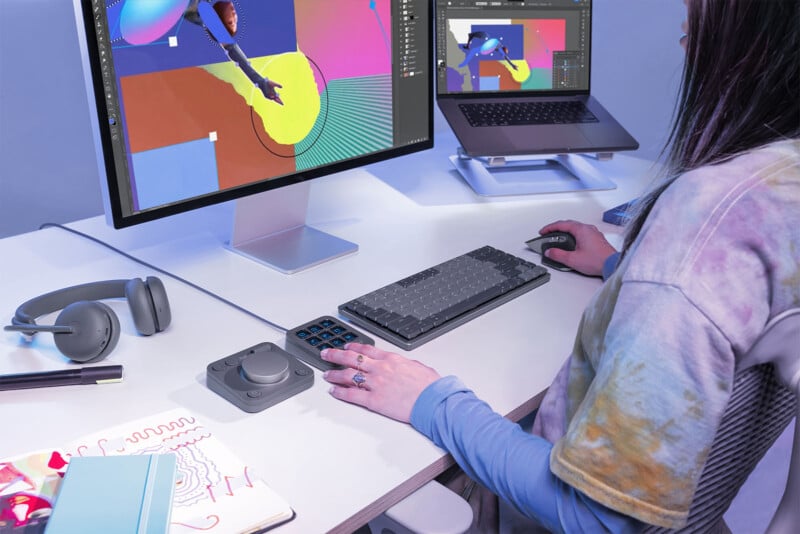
[367,151,656,209]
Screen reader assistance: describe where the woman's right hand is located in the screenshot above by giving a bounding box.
[538,220,618,277]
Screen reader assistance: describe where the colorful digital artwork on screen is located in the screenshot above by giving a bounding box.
[444,18,565,93]
[105,0,393,211]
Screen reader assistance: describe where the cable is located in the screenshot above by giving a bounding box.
[39,223,289,334]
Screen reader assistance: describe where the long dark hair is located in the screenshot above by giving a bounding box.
[623,0,800,252]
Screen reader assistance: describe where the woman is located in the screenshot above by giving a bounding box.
[322,0,799,531]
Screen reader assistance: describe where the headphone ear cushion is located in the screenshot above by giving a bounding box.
[53,301,120,363]
[125,278,157,336]
[144,276,171,332]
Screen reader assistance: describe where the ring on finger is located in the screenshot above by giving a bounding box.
[352,372,367,389]
[356,353,364,372]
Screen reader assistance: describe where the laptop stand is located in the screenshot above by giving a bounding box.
[450,147,617,196]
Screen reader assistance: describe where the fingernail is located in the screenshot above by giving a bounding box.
[328,386,336,395]
[322,371,329,379]
[320,349,328,359]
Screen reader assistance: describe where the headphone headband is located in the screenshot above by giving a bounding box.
[7,277,170,363]
[13,280,130,327]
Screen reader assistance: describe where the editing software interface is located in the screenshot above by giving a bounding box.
[79,0,431,225]
[436,0,591,95]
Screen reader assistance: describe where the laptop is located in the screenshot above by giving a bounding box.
[435,0,638,157]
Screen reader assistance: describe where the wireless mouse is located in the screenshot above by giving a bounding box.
[525,231,576,272]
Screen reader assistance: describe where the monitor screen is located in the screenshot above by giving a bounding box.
[435,0,591,96]
[73,0,432,235]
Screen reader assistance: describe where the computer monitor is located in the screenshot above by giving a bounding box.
[72,0,432,273]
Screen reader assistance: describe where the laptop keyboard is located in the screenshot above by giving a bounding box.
[459,101,598,127]
[338,246,549,350]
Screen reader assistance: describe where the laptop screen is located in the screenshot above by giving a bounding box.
[436,0,592,96]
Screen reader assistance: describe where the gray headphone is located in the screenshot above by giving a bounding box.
[4,277,171,363]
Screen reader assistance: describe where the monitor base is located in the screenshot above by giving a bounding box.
[227,182,357,274]
[451,148,617,196]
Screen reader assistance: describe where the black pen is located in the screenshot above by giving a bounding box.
[0,365,123,391]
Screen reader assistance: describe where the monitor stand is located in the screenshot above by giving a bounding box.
[227,182,357,274]
[450,147,617,196]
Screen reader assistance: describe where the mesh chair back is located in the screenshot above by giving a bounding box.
[642,363,796,533]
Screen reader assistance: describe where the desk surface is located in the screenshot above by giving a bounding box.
[0,138,654,533]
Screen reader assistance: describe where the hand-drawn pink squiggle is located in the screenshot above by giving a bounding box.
[170,515,221,530]
[170,433,212,451]
[169,426,204,439]
[126,416,197,444]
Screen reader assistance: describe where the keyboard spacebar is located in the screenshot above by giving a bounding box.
[388,286,504,340]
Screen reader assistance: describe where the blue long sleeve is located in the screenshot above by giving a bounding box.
[410,376,645,533]
[602,251,622,281]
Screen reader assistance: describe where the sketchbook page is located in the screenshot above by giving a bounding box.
[63,409,294,534]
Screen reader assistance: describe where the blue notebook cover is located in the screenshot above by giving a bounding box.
[45,454,177,534]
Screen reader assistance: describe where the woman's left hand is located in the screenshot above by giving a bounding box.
[321,343,441,423]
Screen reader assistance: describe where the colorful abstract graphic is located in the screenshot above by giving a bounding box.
[445,18,566,93]
[0,450,67,530]
[105,0,393,211]
[118,0,189,45]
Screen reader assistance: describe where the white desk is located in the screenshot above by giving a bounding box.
[0,140,654,533]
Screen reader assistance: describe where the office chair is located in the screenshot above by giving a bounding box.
[737,308,799,534]
[374,308,798,534]
[642,308,799,534]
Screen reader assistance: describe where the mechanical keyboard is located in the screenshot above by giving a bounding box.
[338,245,549,350]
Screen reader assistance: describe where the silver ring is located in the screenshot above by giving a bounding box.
[356,354,364,372]
[353,372,367,388]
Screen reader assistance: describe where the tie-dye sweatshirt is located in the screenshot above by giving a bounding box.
[411,139,800,530]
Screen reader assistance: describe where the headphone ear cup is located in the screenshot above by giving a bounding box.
[53,301,120,363]
[125,278,157,336]
[144,276,171,332]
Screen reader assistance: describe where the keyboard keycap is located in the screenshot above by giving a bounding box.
[459,101,598,127]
